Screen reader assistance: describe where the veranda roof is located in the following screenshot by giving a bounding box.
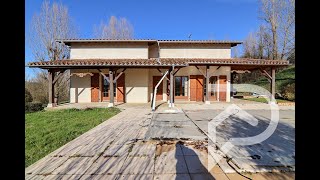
[27,58,290,70]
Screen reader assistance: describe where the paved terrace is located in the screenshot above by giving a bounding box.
[27,100,295,180]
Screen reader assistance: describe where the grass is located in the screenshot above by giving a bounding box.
[242,97,294,104]
[25,107,120,167]
[252,65,295,92]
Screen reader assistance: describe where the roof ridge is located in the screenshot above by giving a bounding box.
[55,38,243,43]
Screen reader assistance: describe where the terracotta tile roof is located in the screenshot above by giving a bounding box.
[56,39,242,45]
[28,59,159,66]
[27,58,289,68]
[160,58,289,65]
[157,40,242,44]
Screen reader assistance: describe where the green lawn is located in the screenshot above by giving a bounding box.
[242,97,293,104]
[25,107,120,167]
[252,65,295,93]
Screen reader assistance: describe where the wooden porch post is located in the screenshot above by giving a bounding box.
[169,66,174,108]
[271,67,276,103]
[205,65,210,104]
[47,69,56,107]
[75,87,78,103]
[108,69,114,107]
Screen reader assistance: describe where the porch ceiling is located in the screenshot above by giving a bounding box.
[27,58,290,70]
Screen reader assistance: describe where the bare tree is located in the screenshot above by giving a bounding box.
[243,31,258,58]
[259,0,295,60]
[259,0,280,59]
[26,0,77,104]
[93,16,134,39]
[278,0,295,60]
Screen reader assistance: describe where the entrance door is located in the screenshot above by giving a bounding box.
[209,76,218,101]
[116,74,125,102]
[153,76,163,101]
[91,73,100,102]
[190,75,204,101]
[219,75,227,101]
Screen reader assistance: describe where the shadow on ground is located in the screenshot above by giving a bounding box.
[175,142,214,180]
[186,109,295,171]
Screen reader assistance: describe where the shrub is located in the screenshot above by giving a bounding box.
[25,102,44,113]
[25,88,33,102]
[281,83,295,101]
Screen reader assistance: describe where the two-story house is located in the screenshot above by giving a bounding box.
[27,39,289,108]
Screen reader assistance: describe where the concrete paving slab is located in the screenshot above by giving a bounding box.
[250,172,295,180]
[154,153,189,174]
[150,120,195,127]
[45,174,83,180]
[225,173,252,180]
[210,173,230,180]
[26,156,69,175]
[192,120,209,133]
[155,143,184,156]
[153,113,190,122]
[129,142,157,157]
[52,157,95,175]
[79,174,119,180]
[181,143,207,157]
[25,174,45,180]
[185,155,209,174]
[117,174,153,180]
[154,174,191,180]
[146,112,206,140]
[209,164,225,174]
[120,156,154,175]
[103,144,130,157]
[189,173,215,180]
[85,156,127,175]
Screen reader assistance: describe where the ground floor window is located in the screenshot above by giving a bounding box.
[102,76,116,100]
[209,76,218,97]
[175,76,188,97]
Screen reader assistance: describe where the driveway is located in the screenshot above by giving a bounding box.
[26,102,295,180]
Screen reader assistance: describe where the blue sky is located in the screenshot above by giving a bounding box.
[25,0,260,79]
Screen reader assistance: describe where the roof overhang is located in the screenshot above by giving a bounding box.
[56,39,243,47]
[27,58,290,70]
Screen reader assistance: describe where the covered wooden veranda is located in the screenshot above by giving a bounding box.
[27,58,289,109]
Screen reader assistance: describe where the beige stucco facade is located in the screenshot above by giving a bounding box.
[70,42,149,59]
[68,41,233,104]
[158,66,231,102]
[125,69,149,103]
[70,69,92,103]
[69,67,231,103]
[159,44,231,58]
[70,42,231,59]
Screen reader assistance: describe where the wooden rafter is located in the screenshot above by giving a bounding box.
[195,66,207,78]
[53,69,66,85]
[114,68,127,82]
[157,68,170,81]
[173,67,181,76]
[260,68,272,80]
[98,69,109,83]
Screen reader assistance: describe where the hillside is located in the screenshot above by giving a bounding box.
[251,65,295,100]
